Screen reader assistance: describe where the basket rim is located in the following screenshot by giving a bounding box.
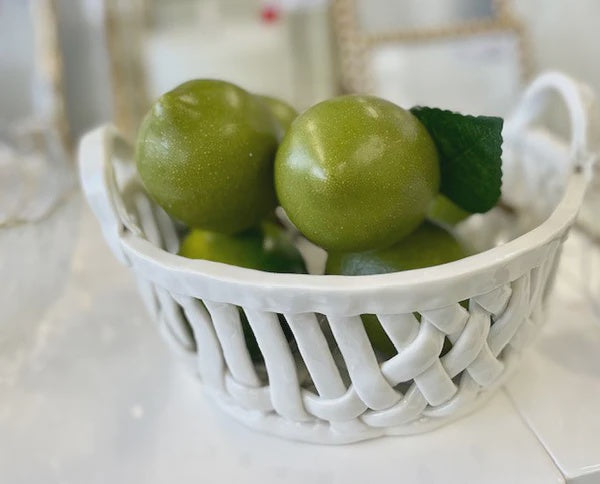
[121,169,584,292]
[111,119,587,313]
[80,121,588,312]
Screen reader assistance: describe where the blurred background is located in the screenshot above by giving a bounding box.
[1,1,600,323]
[2,0,600,143]
[1,0,600,338]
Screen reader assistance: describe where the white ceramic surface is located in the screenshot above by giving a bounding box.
[0,203,568,483]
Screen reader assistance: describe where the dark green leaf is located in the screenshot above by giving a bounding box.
[410,106,503,213]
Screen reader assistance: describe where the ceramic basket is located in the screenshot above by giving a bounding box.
[79,73,596,444]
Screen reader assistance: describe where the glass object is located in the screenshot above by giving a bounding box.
[0,0,73,224]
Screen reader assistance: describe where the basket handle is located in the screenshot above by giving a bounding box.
[504,71,598,176]
[78,125,141,265]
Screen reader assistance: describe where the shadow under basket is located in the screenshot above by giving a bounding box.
[79,72,596,444]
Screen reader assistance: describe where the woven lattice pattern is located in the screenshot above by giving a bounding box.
[78,71,596,443]
[156,269,551,424]
[125,185,560,442]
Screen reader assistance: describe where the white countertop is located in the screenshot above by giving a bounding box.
[505,230,600,484]
[1,197,599,484]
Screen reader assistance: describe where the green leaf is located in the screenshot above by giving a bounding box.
[410,106,503,213]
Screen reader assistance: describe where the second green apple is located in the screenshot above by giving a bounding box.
[275,95,440,252]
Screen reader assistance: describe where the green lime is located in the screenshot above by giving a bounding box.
[179,221,305,360]
[326,221,468,357]
[179,221,306,274]
[275,95,440,252]
[257,95,298,136]
[136,79,279,235]
[326,221,467,275]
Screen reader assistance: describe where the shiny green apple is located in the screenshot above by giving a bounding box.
[275,95,440,252]
[326,221,468,357]
[179,221,306,274]
[179,221,306,360]
[136,79,279,234]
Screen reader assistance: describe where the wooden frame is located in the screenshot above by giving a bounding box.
[103,0,150,141]
[30,0,71,154]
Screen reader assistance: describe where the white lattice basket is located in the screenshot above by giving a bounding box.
[79,72,596,444]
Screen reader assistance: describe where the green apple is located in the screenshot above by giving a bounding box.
[275,95,440,252]
[136,79,279,234]
[326,221,468,357]
[179,221,306,360]
[179,221,306,274]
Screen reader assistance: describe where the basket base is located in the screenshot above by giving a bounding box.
[200,358,519,445]
[157,314,523,444]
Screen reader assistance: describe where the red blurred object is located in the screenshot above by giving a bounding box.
[260,4,280,23]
